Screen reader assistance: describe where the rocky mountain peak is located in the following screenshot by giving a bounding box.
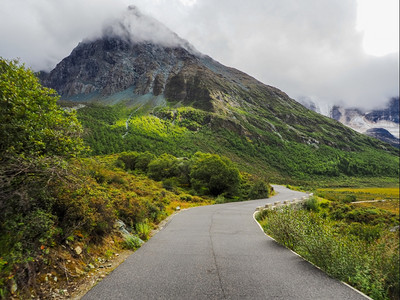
[39,6,207,103]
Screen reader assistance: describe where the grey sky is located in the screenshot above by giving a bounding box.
[0,0,398,110]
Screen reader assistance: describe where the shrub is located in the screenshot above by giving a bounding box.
[189,152,241,197]
[303,196,320,212]
[118,151,155,172]
[258,206,399,299]
[147,153,180,181]
[248,180,271,200]
[135,222,151,241]
[123,234,143,250]
[162,178,179,191]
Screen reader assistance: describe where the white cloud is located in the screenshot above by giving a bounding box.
[0,0,398,109]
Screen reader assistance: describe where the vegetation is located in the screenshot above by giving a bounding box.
[256,194,399,300]
[1,55,398,299]
[74,103,399,183]
[0,58,85,298]
[117,151,272,201]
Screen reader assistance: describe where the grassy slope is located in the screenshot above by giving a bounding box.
[75,102,399,184]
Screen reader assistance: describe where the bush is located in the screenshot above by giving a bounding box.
[123,234,143,250]
[118,151,155,172]
[147,153,180,181]
[258,206,399,299]
[303,196,320,212]
[135,222,151,241]
[0,58,85,296]
[190,152,241,197]
[248,180,271,200]
[162,178,179,191]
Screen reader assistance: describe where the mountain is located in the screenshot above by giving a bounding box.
[300,98,399,148]
[39,7,399,182]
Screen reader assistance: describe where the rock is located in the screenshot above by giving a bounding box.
[75,246,82,255]
[53,276,58,282]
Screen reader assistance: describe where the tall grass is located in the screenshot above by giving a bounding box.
[257,207,399,300]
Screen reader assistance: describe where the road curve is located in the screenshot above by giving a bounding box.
[83,185,368,300]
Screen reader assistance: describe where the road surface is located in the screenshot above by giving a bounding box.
[83,185,368,299]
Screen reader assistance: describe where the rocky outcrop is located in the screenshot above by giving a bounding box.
[365,128,399,148]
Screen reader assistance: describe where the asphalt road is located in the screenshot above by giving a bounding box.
[83,185,368,300]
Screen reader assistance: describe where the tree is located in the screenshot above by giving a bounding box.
[0,58,84,159]
[189,152,241,196]
[0,58,85,266]
[147,153,180,181]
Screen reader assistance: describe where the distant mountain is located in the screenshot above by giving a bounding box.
[39,7,398,181]
[300,98,399,148]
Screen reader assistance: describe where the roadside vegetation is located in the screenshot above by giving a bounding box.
[256,192,399,300]
[0,58,272,299]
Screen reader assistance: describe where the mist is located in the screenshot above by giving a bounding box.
[0,0,398,110]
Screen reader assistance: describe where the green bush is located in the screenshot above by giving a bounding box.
[123,234,143,250]
[190,152,241,197]
[118,151,155,172]
[147,153,180,181]
[258,206,399,299]
[303,196,320,212]
[135,222,151,241]
[0,58,85,296]
[248,180,271,200]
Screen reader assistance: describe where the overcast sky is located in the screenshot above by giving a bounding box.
[0,0,398,110]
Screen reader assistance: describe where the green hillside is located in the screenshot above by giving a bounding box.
[73,100,399,184]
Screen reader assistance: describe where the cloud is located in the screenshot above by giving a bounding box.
[97,6,197,53]
[0,0,129,70]
[0,0,398,110]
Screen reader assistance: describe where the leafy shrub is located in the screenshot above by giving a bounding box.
[123,234,143,250]
[135,222,151,241]
[248,180,271,200]
[343,194,357,203]
[162,178,179,191]
[148,153,180,181]
[258,206,399,299]
[348,223,383,242]
[190,152,241,197]
[303,196,320,212]
[118,151,155,172]
[0,58,85,297]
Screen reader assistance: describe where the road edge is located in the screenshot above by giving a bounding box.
[252,211,372,300]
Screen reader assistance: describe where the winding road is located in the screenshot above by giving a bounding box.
[83,185,368,299]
